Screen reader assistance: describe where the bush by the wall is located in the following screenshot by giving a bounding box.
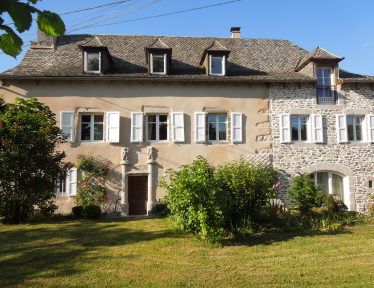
[323,194,348,213]
[72,206,84,218]
[82,205,101,219]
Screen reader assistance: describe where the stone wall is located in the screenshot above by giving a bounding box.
[268,82,374,212]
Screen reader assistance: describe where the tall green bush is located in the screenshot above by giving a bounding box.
[287,173,323,214]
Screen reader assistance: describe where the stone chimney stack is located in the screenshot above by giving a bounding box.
[230,27,241,38]
[31,27,57,50]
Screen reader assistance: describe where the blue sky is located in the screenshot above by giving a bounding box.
[1,0,373,75]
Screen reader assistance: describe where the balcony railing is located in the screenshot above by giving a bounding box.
[317,85,336,104]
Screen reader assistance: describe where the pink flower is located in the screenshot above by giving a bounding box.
[99,179,103,182]
[93,170,95,172]
[100,201,102,203]
[77,154,79,156]
[104,196,108,199]
[106,160,110,163]
[78,187,81,189]
[85,182,88,185]
[107,168,109,170]
[97,197,99,200]
[74,201,76,203]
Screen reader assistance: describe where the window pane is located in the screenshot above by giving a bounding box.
[159,115,168,123]
[208,115,216,122]
[94,115,103,122]
[218,115,226,122]
[148,123,156,140]
[148,115,156,122]
[317,172,329,195]
[292,124,299,141]
[317,69,322,78]
[82,115,91,122]
[209,122,217,140]
[291,116,298,124]
[211,57,223,74]
[324,77,330,86]
[159,123,168,140]
[323,69,330,78]
[219,123,226,140]
[332,174,344,201]
[87,53,100,71]
[94,123,103,140]
[356,117,363,140]
[300,116,307,124]
[152,56,164,73]
[348,124,354,141]
[81,124,91,140]
[300,124,307,141]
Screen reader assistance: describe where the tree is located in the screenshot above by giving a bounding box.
[0,97,73,224]
[0,0,65,57]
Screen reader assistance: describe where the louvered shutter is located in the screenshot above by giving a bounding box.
[99,51,102,72]
[171,112,185,142]
[84,51,87,72]
[367,114,374,143]
[279,114,291,143]
[67,168,77,196]
[311,114,323,143]
[60,111,75,142]
[231,112,242,143]
[195,112,206,143]
[336,114,347,143]
[106,111,120,143]
[131,112,143,143]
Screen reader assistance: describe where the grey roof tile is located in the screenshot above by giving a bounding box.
[296,46,343,70]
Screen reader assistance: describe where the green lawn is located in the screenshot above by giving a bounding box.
[1,217,374,287]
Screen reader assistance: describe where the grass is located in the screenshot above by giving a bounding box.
[1,217,374,287]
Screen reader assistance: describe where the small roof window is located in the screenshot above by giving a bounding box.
[85,52,101,73]
[151,54,167,75]
[200,40,230,77]
[145,38,172,75]
[210,55,225,76]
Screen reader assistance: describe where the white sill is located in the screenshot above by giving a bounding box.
[79,141,105,146]
[210,73,224,76]
[85,70,101,73]
[151,72,166,75]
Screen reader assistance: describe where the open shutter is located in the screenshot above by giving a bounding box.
[311,114,323,143]
[367,114,374,143]
[195,112,206,143]
[67,168,77,196]
[231,112,242,143]
[171,112,185,142]
[84,51,87,72]
[131,112,143,143]
[60,111,75,142]
[222,55,226,75]
[336,114,347,143]
[99,51,102,72]
[106,111,120,143]
[279,114,291,143]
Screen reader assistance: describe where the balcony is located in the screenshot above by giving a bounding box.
[317,85,336,104]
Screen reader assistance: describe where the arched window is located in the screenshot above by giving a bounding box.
[310,172,344,201]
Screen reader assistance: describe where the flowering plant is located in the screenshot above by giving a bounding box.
[74,153,110,207]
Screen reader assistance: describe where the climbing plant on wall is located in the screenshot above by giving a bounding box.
[75,153,110,207]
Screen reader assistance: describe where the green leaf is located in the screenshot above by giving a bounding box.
[0,25,23,57]
[36,11,65,38]
[8,3,33,33]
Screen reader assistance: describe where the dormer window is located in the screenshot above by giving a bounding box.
[151,54,167,75]
[84,51,101,73]
[210,55,226,76]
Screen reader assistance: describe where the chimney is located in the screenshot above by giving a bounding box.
[230,27,241,38]
[31,27,57,50]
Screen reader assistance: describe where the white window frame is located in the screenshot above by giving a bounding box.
[311,114,324,143]
[367,114,374,143]
[171,112,185,142]
[231,112,243,143]
[60,111,75,143]
[347,115,364,142]
[130,112,144,143]
[80,114,104,143]
[209,55,226,76]
[336,114,348,143]
[208,114,228,142]
[316,67,334,86]
[84,51,101,73]
[106,111,120,143]
[195,112,206,143]
[66,168,77,196]
[146,114,169,142]
[290,115,309,142]
[150,53,167,75]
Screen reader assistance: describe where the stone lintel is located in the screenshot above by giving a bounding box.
[289,108,312,114]
[343,109,369,115]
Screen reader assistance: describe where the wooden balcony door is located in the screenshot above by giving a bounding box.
[128,176,148,215]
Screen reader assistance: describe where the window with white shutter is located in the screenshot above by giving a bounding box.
[195,112,206,143]
[106,111,120,143]
[311,114,323,143]
[67,168,77,196]
[231,112,242,143]
[367,114,374,143]
[171,112,185,142]
[336,114,347,143]
[60,111,75,142]
[279,114,291,143]
[131,112,144,143]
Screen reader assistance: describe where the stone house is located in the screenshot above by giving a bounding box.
[1,27,373,214]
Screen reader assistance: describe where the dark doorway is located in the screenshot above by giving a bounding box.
[128,176,148,215]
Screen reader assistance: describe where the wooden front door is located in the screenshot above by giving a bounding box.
[128,176,148,215]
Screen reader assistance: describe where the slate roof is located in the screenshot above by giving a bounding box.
[339,69,374,82]
[1,34,370,82]
[145,38,170,49]
[295,46,343,71]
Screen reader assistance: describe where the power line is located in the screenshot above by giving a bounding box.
[83,0,242,29]
[60,0,134,15]
[66,0,161,34]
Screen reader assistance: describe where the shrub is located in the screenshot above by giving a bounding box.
[72,206,84,218]
[323,194,348,212]
[287,173,324,214]
[215,158,279,232]
[151,202,170,217]
[82,205,101,220]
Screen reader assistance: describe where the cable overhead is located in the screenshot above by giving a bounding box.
[83,0,242,29]
[68,0,145,29]
[60,0,134,15]
[66,0,161,34]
